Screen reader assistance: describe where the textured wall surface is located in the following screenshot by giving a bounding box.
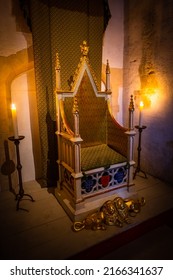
[123,0,173,183]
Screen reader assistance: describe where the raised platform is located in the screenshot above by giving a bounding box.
[0,174,173,259]
[55,181,137,221]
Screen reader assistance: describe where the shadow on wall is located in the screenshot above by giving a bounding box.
[46,112,58,187]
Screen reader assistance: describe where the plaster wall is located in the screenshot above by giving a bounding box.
[102,0,124,124]
[11,72,36,182]
[123,0,173,183]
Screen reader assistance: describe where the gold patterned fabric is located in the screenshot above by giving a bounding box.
[81,144,127,171]
[107,112,128,157]
[64,71,106,146]
[30,0,105,184]
[63,69,128,158]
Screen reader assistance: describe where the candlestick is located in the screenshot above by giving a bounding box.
[8,136,34,211]
[133,125,147,179]
[11,103,19,139]
[139,101,144,127]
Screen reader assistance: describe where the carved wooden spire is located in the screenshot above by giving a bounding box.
[129,95,135,112]
[72,96,80,137]
[128,95,135,130]
[72,96,79,114]
[55,52,61,90]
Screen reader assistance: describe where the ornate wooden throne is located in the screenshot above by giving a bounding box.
[54,41,136,221]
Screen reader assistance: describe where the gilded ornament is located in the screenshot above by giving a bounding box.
[55,52,61,70]
[73,196,145,231]
[72,96,79,114]
[129,95,135,112]
[80,40,89,56]
[101,200,123,227]
[106,59,110,74]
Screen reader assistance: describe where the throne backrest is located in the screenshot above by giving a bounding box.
[64,71,107,147]
[56,41,129,157]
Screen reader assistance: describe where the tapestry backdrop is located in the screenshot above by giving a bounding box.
[28,0,110,186]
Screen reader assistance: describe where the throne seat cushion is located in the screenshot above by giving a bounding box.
[81,144,127,172]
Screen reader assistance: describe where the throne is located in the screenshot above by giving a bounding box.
[54,41,136,221]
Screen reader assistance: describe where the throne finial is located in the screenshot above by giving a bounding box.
[106,59,111,91]
[80,40,89,56]
[106,59,110,74]
[55,52,61,90]
[72,96,79,114]
[129,95,135,112]
[55,52,61,70]
[128,95,135,130]
[72,96,80,137]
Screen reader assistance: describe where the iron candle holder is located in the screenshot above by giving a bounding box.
[133,126,147,179]
[8,136,34,211]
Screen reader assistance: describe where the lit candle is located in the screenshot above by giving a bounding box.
[11,103,19,139]
[139,101,144,127]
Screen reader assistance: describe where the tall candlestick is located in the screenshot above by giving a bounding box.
[11,103,19,139]
[139,101,144,127]
[8,136,35,210]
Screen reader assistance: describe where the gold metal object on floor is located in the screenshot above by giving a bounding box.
[73,197,145,231]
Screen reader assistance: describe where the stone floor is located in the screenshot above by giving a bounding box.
[0,174,173,260]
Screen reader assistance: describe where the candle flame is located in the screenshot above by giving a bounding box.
[139,101,144,109]
[11,103,16,110]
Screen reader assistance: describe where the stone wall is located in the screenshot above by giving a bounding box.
[123,0,173,183]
